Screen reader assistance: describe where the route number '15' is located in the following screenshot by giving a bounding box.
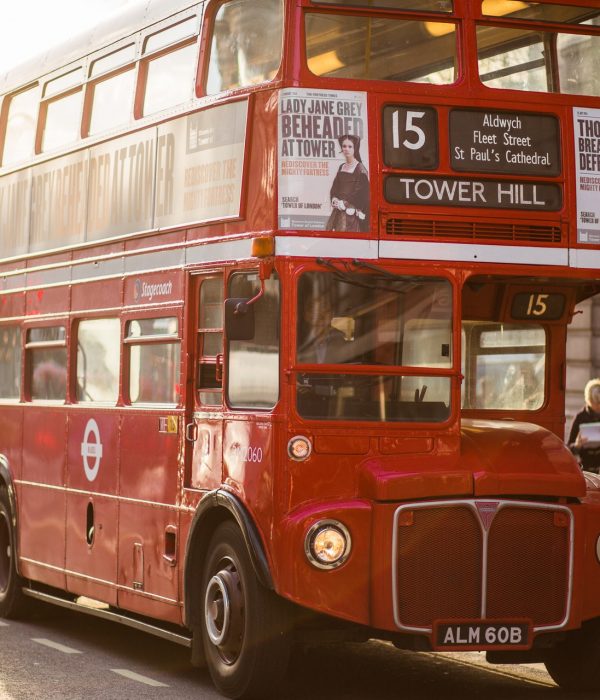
[383,105,438,169]
[526,293,549,316]
[510,291,566,321]
[393,110,426,150]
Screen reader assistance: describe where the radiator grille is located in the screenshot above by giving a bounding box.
[396,506,482,627]
[487,508,569,627]
[393,501,571,632]
[383,218,562,244]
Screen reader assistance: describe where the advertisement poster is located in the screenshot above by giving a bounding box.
[0,101,248,258]
[278,88,369,231]
[156,100,248,230]
[574,107,600,244]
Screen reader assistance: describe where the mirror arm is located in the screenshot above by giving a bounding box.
[241,281,265,310]
[238,260,273,310]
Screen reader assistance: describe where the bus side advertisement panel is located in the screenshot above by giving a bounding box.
[155,100,248,230]
[278,88,370,231]
[573,107,600,244]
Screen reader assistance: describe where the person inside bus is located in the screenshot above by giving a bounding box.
[297,299,347,364]
[568,377,600,473]
[326,135,370,233]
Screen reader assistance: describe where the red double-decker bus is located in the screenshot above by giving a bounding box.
[1,0,600,697]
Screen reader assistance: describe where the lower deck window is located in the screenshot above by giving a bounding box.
[26,326,67,401]
[0,327,21,399]
[127,317,181,405]
[76,319,120,403]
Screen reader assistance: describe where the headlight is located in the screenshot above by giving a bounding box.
[305,520,351,569]
[288,435,312,461]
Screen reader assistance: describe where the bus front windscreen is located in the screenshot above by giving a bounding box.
[295,271,453,422]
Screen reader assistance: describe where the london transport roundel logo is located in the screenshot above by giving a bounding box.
[81,419,103,482]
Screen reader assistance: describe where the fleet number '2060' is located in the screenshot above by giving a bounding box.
[436,622,530,648]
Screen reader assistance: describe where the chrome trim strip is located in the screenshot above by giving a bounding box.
[481,524,489,620]
[185,238,253,265]
[391,499,574,635]
[15,479,178,510]
[275,235,378,259]
[570,248,600,270]
[380,241,569,266]
[20,558,179,606]
[22,589,189,646]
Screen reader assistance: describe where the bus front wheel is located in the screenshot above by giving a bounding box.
[201,521,291,699]
[544,620,600,691]
[0,487,27,619]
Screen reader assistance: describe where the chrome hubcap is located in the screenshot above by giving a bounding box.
[205,573,231,645]
[204,558,244,664]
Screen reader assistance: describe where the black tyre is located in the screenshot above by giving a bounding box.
[201,521,291,699]
[0,486,27,619]
[544,620,600,691]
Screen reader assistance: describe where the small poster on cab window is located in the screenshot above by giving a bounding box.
[574,107,600,244]
[579,422,600,448]
[278,88,369,232]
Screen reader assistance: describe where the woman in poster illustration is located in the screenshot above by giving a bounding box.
[326,135,369,232]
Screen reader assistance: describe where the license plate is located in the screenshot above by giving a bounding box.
[434,621,531,650]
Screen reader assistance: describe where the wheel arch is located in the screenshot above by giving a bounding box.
[183,489,274,628]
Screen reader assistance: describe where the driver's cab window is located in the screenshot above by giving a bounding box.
[462,322,546,410]
[227,271,280,409]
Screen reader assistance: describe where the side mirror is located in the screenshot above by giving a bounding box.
[225,298,255,341]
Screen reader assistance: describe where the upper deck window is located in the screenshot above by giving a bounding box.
[43,69,82,98]
[145,17,197,53]
[39,68,83,152]
[140,16,199,117]
[1,85,38,167]
[477,7,600,95]
[40,89,83,152]
[88,68,136,135]
[305,12,457,84]
[142,42,197,116]
[482,0,599,24]
[311,0,452,10]
[206,0,284,94]
[90,45,136,78]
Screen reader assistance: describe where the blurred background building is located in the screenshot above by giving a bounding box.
[566,295,600,437]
